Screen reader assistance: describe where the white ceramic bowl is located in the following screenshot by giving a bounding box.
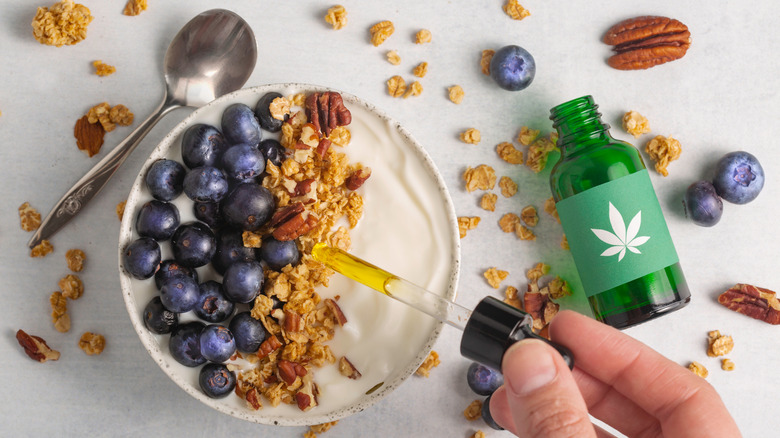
[118,84,459,425]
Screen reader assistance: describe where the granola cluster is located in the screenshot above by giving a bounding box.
[31,0,93,47]
[123,0,147,16]
[87,103,134,132]
[78,332,106,355]
[503,0,531,20]
[93,60,116,77]
[463,399,483,421]
[688,330,737,378]
[622,110,651,138]
[19,202,42,232]
[448,85,464,104]
[415,350,441,377]
[369,20,394,46]
[645,135,681,177]
[324,5,347,30]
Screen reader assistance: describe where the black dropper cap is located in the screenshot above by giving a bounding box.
[460,296,574,372]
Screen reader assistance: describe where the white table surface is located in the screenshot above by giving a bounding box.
[1,1,777,437]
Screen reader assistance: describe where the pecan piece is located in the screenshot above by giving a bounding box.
[603,16,691,70]
[524,286,559,332]
[295,374,318,412]
[316,138,332,158]
[16,330,60,363]
[305,92,352,137]
[268,202,305,228]
[293,178,316,197]
[345,167,372,190]
[718,283,780,325]
[278,360,306,386]
[339,356,362,380]
[325,298,348,326]
[257,334,283,358]
[283,310,303,332]
[272,212,319,241]
[245,387,262,410]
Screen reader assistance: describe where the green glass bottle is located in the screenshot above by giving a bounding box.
[549,96,690,329]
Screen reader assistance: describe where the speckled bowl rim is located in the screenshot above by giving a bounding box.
[118,83,461,426]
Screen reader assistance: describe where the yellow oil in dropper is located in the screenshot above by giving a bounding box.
[311,242,396,295]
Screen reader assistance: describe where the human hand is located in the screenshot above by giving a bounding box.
[489,310,741,437]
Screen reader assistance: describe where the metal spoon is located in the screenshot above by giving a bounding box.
[28,9,257,248]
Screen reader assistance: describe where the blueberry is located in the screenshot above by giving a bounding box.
[199,324,236,363]
[171,222,216,268]
[221,103,262,146]
[258,139,284,168]
[683,181,724,227]
[155,259,199,290]
[169,321,206,367]
[199,363,236,399]
[220,182,275,231]
[466,362,504,396]
[159,274,200,313]
[123,237,161,280]
[145,159,186,201]
[222,260,264,303]
[193,201,224,229]
[254,92,285,132]
[489,45,536,91]
[482,394,504,430]
[194,281,235,323]
[712,151,765,204]
[259,236,300,271]
[142,296,178,335]
[183,166,229,203]
[212,228,257,275]
[229,311,268,353]
[221,143,265,181]
[181,124,228,169]
[136,200,180,241]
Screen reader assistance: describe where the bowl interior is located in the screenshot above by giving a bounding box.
[118,84,460,426]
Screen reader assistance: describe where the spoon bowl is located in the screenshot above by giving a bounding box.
[28,9,257,248]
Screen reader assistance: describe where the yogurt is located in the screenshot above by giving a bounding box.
[118,84,459,425]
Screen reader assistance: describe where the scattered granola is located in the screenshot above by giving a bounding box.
[687,361,708,378]
[78,332,106,355]
[19,202,42,232]
[480,49,495,75]
[504,285,522,309]
[463,165,496,192]
[484,267,509,289]
[369,20,394,46]
[520,205,538,227]
[463,399,483,421]
[74,115,105,157]
[547,276,571,299]
[403,81,423,98]
[471,431,486,438]
[122,0,147,16]
[386,50,401,65]
[721,358,735,371]
[415,350,440,377]
[645,135,681,176]
[496,142,524,164]
[503,0,531,20]
[310,421,339,434]
[448,85,464,104]
[543,197,560,223]
[415,29,432,44]
[526,262,550,283]
[499,176,518,197]
[324,5,347,30]
[32,0,93,47]
[517,126,540,146]
[498,213,521,233]
[412,62,428,78]
[458,216,481,238]
[480,193,497,212]
[526,136,557,173]
[116,200,126,221]
[50,291,71,333]
[16,330,60,362]
[93,60,116,77]
[386,75,406,97]
[707,330,734,357]
[59,274,84,300]
[65,249,86,272]
[31,240,54,258]
[516,225,535,240]
[460,128,481,145]
[622,111,650,138]
[87,102,134,132]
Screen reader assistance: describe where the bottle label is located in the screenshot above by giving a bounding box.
[555,169,679,298]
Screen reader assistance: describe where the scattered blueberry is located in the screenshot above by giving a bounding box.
[159,274,200,313]
[221,143,265,181]
[683,181,724,227]
[194,281,235,323]
[220,182,274,231]
[171,222,216,268]
[258,139,284,168]
[221,103,262,146]
[181,124,228,169]
[199,363,236,399]
[142,296,178,335]
[222,260,264,303]
[123,237,161,280]
[145,159,186,201]
[199,324,236,363]
[183,166,229,203]
[229,311,268,353]
[259,236,300,271]
[712,151,765,204]
[154,259,199,290]
[193,201,224,229]
[466,362,504,396]
[254,92,285,132]
[482,394,504,430]
[169,321,206,367]
[135,200,180,241]
[212,228,257,275]
[489,45,536,91]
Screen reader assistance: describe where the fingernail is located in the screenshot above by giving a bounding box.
[503,339,558,396]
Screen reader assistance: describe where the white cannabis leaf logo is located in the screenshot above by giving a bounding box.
[591,202,650,262]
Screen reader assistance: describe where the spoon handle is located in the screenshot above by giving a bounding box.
[28,100,181,249]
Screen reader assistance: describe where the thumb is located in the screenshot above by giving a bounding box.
[494,338,596,438]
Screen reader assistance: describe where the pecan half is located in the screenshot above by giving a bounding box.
[345,167,372,190]
[278,360,306,386]
[16,330,60,363]
[268,202,305,228]
[718,283,780,325]
[603,16,691,70]
[305,92,352,137]
[272,212,319,241]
